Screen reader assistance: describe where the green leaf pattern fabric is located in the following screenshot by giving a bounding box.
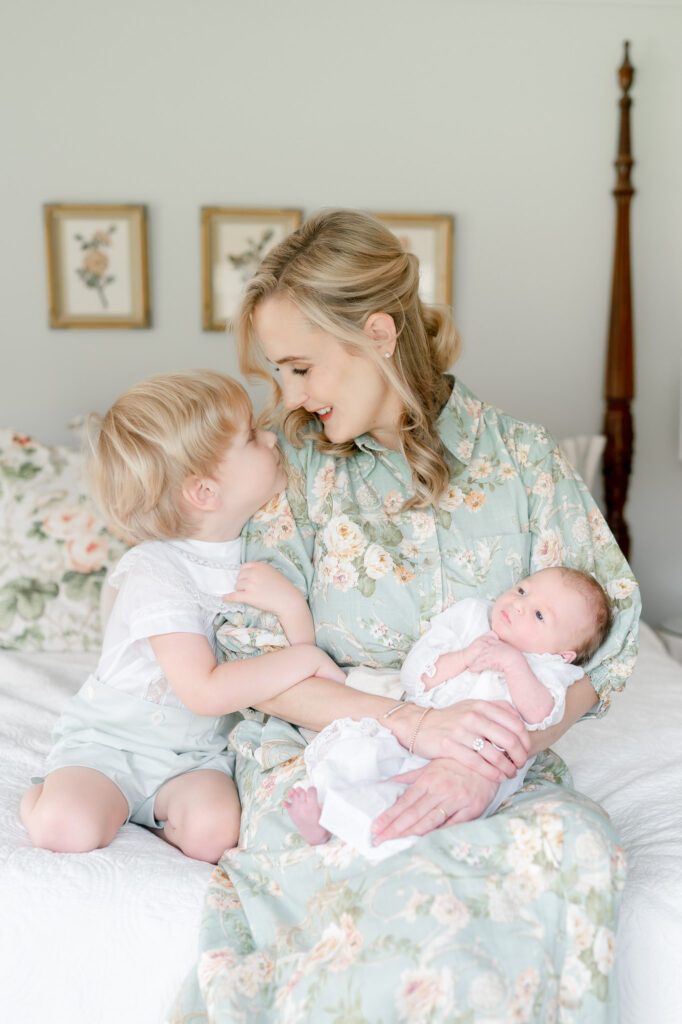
[0,429,128,651]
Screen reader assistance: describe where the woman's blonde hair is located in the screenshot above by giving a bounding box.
[236,208,461,508]
[87,369,252,545]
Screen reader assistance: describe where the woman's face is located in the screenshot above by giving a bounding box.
[253,294,404,449]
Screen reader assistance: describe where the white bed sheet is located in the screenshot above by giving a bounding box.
[1,625,681,1024]
[0,650,212,1024]
[554,623,682,1024]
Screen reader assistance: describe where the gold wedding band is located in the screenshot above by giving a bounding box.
[438,807,447,821]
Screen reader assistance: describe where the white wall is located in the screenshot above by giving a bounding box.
[2,0,681,625]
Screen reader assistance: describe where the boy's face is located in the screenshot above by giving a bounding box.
[490,570,591,660]
[213,414,288,526]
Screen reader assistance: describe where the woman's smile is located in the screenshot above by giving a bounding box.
[253,294,404,448]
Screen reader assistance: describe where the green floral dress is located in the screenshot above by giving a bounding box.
[172,378,638,1023]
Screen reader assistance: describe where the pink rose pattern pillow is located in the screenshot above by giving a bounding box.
[0,429,128,651]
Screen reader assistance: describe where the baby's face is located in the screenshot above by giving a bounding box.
[490,570,591,659]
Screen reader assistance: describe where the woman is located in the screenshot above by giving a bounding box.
[173,210,638,1022]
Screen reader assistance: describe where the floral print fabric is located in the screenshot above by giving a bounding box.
[171,720,626,1023]
[172,378,638,1021]
[0,429,128,651]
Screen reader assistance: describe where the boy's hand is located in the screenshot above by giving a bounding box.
[223,562,300,616]
[223,562,315,645]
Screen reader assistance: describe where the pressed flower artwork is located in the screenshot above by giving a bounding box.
[372,212,454,306]
[74,225,117,309]
[201,207,302,330]
[44,204,150,327]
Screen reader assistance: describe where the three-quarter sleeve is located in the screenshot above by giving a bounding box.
[517,424,640,716]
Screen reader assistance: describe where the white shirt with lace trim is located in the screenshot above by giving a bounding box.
[98,538,241,708]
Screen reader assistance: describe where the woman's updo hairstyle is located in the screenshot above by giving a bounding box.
[237,208,461,508]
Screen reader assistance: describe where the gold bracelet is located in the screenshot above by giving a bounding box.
[383,701,410,719]
[408,706,433,755]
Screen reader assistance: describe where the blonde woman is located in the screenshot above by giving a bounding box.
[174,211,639,1021]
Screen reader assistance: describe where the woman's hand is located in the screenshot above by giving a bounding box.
[371,759,498,843]
[389,699,530,782]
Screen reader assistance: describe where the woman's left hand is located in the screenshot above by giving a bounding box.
[370,759,498,844]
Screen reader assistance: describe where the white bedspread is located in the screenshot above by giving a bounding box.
[1,625,681,1024]
[554,623,682,1024]
[0,650,213,1024]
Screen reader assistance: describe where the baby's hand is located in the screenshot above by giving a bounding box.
[466,632,525,675]
[223,562,300,617]
[421,648,468,689]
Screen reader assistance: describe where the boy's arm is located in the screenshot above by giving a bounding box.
[224,562,314,644]
[149,632,345,716]
[465,632,555,725]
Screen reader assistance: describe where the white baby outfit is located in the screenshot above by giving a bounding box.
[304,597,583,861]
[42,538,242,827]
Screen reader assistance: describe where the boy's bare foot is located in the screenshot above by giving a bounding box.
[284,786,331,845]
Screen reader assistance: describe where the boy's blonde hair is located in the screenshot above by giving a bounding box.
[549,567,613,665]
[87,369,251,546]
[236,208,461,509]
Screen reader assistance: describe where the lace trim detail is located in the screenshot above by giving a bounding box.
[110,549,231,616]
[167,542,241,571]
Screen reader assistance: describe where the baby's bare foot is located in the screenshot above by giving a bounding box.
[284,786,330,845]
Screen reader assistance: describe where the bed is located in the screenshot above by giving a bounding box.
[2,44,680,1024]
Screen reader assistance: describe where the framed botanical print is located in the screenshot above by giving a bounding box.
[44,204,150,328]
[201,207,302,330]
[372,212,454,306]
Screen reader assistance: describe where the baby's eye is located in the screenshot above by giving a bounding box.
[535,610,544,621]
[292,367,308,376]
[517,587,525,596]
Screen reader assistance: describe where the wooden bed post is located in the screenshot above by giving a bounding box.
[603,41,635,559]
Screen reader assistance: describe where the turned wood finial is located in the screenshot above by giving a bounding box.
[603,42,636,560]
[619,40,634,93]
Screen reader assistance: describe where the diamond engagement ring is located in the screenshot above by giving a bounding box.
[472,736,485,753]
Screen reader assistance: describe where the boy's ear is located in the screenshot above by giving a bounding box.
[560,650,577,664]
[182,474,221,512]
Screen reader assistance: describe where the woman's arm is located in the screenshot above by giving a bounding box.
[255,678,531,782]
[526,673,598,754]
[524,431,641,714]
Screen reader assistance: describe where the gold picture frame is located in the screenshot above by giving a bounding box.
[372,212,454,306]
[202,207,302,331]
[44,204,150,328]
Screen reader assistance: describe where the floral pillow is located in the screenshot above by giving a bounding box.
[0,428,128,652]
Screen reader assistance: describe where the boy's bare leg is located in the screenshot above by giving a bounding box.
[152,769,240,864]
[20,767,128,852]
